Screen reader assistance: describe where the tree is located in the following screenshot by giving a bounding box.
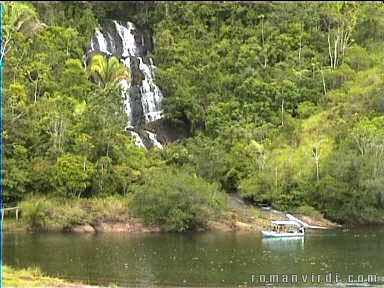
[351,118,377,157]
[3,144,30,202]
[53,154,94,198]
[86,53,129,87]
[2,2,45,61]
[321,2,359,69]
[130,167,226,231]
[92,156,118,196]
[312,143,321,182]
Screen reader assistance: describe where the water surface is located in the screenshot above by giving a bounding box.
[4,227,384,287]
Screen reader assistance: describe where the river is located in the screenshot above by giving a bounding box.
[4,227,384,287]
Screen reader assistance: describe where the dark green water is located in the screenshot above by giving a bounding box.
[4,227,384,287]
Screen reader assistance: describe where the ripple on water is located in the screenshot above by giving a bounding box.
[3,227,384,287]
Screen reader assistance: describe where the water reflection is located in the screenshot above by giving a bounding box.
[262,236,304,250]
[4,227,384,287]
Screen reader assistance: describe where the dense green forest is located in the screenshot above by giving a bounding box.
[3,1,384,230]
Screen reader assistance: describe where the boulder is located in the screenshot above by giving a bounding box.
[72,224,95,233]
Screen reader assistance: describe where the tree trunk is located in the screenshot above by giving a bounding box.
[261,16,267,68]
[333,28,340,69]
[298,23,303,64]
[275,167,278,195]
[312,145,320,182]
[316,159,319,182]
[320,67,327,95]
[281,98,284,127]
[34,80,38,103]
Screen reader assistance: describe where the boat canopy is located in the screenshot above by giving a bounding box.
[271,220,302,226]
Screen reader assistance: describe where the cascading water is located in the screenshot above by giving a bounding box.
[87,20,163,149]
[92,28,110,55]
[146,131,163,149]
[130,131,146,149]
[139,57,163,122]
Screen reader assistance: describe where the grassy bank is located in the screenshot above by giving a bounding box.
[3,194,339,234]
[4,195,135,233]
[3,265,81,287]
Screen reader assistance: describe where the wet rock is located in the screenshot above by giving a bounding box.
[72,224,95,233]
[235,221,254,231]
[93,220,161,233]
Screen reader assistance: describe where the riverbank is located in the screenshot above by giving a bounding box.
[6,263,384,288]
[206,195,340,232]
[3,195,339,234]
[3,265,84,287]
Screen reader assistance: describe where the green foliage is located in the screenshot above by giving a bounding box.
[53,154,93,198]
[3,145,30,202]
[86,53,130,87]
[3,265,75,287]
[130,167,226,231]
[21,199,49,231]
[19,196,132,231]
[294,205,323,219]
[2,2,43,60]
[33,1,98,47]
[4,2,384,226]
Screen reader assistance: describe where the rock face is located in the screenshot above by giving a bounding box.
[86,20,164,149]
[93,220,161,233]
[71,220,161,233]
[72,224,96,233]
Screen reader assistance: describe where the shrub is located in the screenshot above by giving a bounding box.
[83,195,132,223]
[19,195,132,231]
[295,205,323,219]
[21,199,50,231]
[130,167,226,232]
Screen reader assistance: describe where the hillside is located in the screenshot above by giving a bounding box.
[3,1,384,231]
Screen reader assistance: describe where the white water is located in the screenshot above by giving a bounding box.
[139,57,163,122]
[93,28,110,55]
[113,21,137,57]
[120,78,133,127]
[146,131,163,149]
[113,21,163,123]
[89,21,164,149]
[130,131,146,148]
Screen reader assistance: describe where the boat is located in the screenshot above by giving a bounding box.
[261,220,304,238]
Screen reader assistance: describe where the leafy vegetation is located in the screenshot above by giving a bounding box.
[4,2,384,228]
[19,195,132,231]
[3,265,80,287]
[130,168,226,231]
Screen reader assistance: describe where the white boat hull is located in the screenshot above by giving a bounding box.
[261,230,304,238]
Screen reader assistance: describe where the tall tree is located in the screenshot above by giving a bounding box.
[2,2,45,61]
[86,53,129,87]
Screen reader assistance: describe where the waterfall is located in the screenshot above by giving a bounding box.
[92,28,111,55]
[139,58,163,122]
[114,21,137,57]
[130,131,146,148]
[86,20,163,149]
[146,131,163,149]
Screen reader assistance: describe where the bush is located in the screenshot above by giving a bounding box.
[21,199,50,231]
[19,195,132,231]
[130,167,226,232]
[295,205,323,219]
[298,101,319,119]
[83,195,132,223]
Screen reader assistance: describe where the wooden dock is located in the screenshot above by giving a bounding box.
[1,206,20,221]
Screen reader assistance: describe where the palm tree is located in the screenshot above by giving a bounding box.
[86,53,130,88]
